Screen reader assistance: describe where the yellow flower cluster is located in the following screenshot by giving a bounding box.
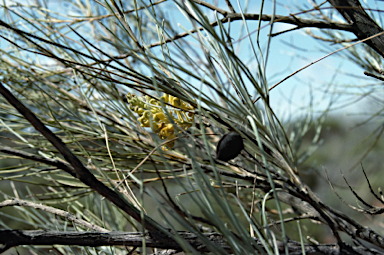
[127,93,194,150]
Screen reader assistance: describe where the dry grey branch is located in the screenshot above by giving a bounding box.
[0,199,109,232]
[0,230,381,255]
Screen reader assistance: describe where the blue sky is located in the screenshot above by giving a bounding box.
[1,0,383,122]
[170,0,382,119]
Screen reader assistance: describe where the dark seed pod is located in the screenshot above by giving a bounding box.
[216,131,244,162]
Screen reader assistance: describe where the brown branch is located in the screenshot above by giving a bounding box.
[0,230,183,253]
[0,82,165,234]
[328,0,384,57]
[223,0,236,13]
[3,7,353,72]
[190,0,229,14]
[0,230,380,255]
[190,0,354,31]
[100,13,354,63]
[364,71,384,82]
[324,166,384,215]
[341,171,375,209]
[325,168,384,215]
[360,164,384,204]
[306,29,358,43]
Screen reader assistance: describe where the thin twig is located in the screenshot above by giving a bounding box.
[77,13,354,67]
[0,199,109,232]
[254,31,384,103]
[224,0,236,13]
[340,171,375,209]
[364,71,384,82]
[360,163,384,204]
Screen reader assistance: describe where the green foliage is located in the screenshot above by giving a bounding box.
[1,0,384,254]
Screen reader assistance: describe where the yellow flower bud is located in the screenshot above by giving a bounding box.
[153,112,166,122]
[151,122,164,133]
[171,97,181,107]
[127,92,194,151]
[138,110,151,127]
[159,124,174,137]
[136,107,144,115]
[160,93,169,103]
